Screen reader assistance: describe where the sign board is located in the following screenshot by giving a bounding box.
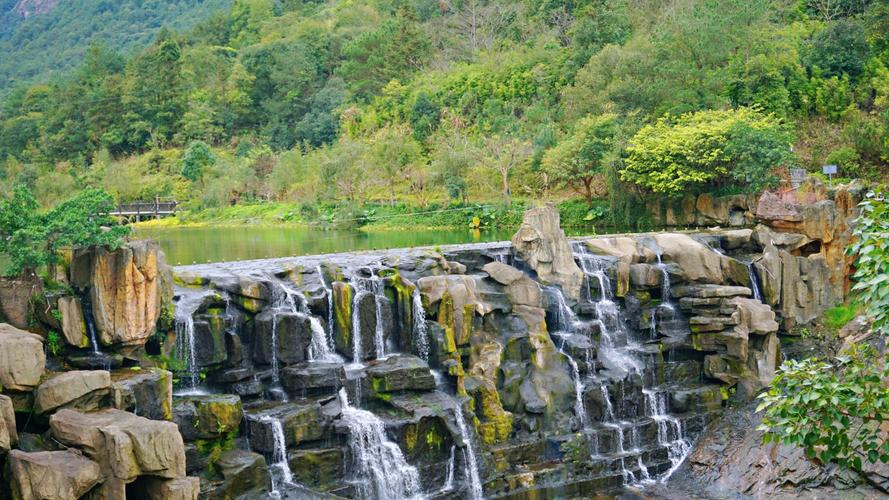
[823,164,837,175]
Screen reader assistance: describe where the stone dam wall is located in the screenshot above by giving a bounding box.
[0,181,863,499]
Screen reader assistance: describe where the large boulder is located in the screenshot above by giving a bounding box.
[511,204,584,301]
[365,354,436,394]
[173,394,243,441]
[584,237,642,264]
[0,272,42,329]
[0,323,45,391]
[282,362,342,395]
[49,408,187,482]
[652,233,735,285]
[9,449,102,500]
[254,310,313,365]
[134,476,200,500]
[57,296,88,348]
[418,274,491,346]
[0,394,17,452]
[35,370,112,414]
[205,450,270,500]
[111,368,173,421]
[70,240,170,347]
[245,402,326,453]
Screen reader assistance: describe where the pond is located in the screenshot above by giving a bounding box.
[134,226,526,266]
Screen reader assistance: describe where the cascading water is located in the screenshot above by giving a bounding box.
[317,266,338,347]
[174,288,217,392]
[350,268,388,360]
[643,388,691,481]
[263,416,296,496]
[81,294,101,354]
[411,287,430,361]
[746,261,762,302]
[441,446,456,493]
[272,279,341,364]
[338,388,422,500]
[454,404,484,500]
[572,244,642,376]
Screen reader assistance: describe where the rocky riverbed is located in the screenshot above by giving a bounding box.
[0,180,875,499]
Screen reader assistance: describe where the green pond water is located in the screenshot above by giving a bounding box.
[134,226,526,266]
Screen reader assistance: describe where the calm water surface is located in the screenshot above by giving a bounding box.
[135,226,519,265]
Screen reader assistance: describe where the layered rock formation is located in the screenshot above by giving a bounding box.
[0,182,858,499]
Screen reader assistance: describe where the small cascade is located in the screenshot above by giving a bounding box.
[598,382,636,484]
[453,404,484,500]
[572,243,642,376]
[441,446,456,493]
[643,388,692,481]
[350,288,367,366]
[273,279,340,363]
[338,389,422,500]
[174,289,216,391]
[746,261,762,302]
[411,287,430,361]
[81,294,101,354]
[558,344,588,429]
[351,268,388,360]
[317,266,337,348]
[263,416,295,496]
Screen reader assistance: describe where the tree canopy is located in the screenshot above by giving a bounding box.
[0,185,130,276]
[621,108,794,196]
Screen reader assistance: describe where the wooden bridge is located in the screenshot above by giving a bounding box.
[111,198,178,222]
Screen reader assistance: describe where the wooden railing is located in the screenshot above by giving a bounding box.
[111,198,178,219]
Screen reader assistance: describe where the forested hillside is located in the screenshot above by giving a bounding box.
[1,0,887,227]
[0,0,232,93]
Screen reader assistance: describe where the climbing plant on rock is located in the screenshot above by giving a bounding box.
[847,193,889,338]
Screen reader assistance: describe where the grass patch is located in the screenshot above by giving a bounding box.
[823,303,860,330]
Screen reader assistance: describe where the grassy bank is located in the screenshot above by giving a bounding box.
[135,199,615,232]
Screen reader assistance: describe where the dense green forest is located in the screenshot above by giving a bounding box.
[0,0,232,94]
[1,0,887,225]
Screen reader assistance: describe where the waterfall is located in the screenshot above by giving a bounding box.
[411,287,430,361]
[350,269,388,361]
[453,404,484,500]
[81,294,101,354]
[441,446,456,493]
[643,388,692,482]
[572,244,642,376]
[317,266,337,349]
[351,289,367,365]
[272,279,340,363]
[174,289,216,391]
[263,416,295,496]
[746,261,762,302]
[338,389,422,500]
[557,342,587,429]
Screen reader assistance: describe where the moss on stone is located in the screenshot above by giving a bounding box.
[404,424,418,452]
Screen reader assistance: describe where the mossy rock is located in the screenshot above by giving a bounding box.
[173,394,243,441]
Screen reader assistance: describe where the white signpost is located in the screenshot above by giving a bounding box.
[823,164,837,187]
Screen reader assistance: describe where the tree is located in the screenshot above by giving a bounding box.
[181,141,216,182]
[621,108,793,196]
[542,114,617,205]
[0,185,130,277]
[805,20,870,79]
[483,136,532,205]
